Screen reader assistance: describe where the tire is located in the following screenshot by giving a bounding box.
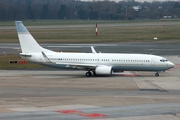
[86,71,92,77]
[155,73,159,77]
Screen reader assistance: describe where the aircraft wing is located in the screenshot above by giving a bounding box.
[66,63,97,70]
[41,52,97,70]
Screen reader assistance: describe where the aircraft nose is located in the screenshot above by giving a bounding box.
[169,62,175,68]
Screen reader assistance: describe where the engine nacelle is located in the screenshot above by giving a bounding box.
[95,66,113,75]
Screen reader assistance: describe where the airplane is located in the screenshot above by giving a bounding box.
[15,21,174,77]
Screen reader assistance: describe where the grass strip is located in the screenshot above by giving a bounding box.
[0,54,44,69]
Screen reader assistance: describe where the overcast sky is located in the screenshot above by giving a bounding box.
[82,0,179,2]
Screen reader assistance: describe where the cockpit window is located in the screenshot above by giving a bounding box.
[160,59,168,62]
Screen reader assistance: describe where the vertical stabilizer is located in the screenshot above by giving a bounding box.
[15,21,53,53]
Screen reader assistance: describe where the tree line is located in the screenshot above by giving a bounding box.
[0,0,180,21]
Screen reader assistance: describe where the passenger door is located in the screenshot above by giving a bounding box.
[151,57,155,66]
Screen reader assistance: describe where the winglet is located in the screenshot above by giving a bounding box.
[91,46,97,54]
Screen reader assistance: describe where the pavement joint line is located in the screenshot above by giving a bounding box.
[8,105,101,112]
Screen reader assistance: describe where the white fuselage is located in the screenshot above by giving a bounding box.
[21,52,174,72]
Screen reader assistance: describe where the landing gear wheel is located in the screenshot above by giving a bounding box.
[86,71,92,77]
[155,73,159,77]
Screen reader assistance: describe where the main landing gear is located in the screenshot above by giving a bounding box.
[155,72,159,77]
[86,71,97,77]
[86,71,92,77]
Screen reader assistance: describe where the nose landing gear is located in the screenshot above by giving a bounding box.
[155,73,159,77]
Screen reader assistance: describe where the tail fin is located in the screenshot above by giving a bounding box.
[15,21,54,53]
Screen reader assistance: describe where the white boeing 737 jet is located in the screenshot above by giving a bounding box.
[15,21,174,77]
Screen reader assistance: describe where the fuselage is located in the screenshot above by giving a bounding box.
[21,52,174,72]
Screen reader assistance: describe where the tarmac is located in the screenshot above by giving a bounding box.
[1,41,180,55]
[0,55,180,120]
[0,21,180,119]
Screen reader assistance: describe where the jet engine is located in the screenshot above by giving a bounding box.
[95,66,113,75]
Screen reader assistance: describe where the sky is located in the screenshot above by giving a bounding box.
[82,0,180,2]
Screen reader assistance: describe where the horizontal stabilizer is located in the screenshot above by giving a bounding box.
[20,53,32,57]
